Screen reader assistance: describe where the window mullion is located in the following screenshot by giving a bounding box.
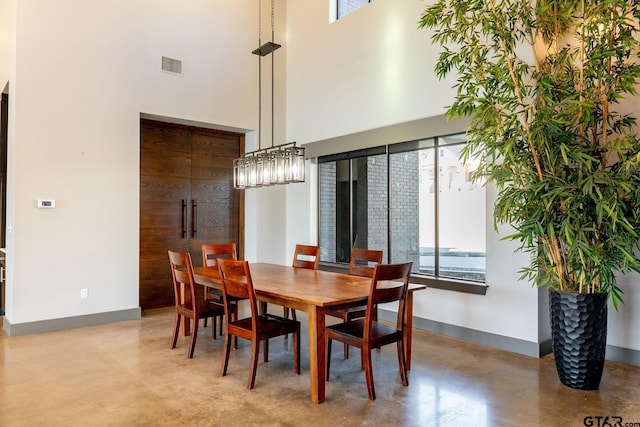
[434,140,440,277]
[349,158,354,259]
[386,150,391,264]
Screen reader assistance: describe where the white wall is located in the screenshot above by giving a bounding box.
[0,0,14,91]
[284,0,640,352]
[286,0,457,145]
[610,274,640,351]
[5,0,260,325]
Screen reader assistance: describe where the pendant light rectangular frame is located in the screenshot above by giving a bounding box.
[233,142,305,189]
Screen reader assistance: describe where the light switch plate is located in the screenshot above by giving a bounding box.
[37,199,55,209]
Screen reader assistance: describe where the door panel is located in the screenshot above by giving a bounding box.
[140,124,193,309]
[189,130,240,264]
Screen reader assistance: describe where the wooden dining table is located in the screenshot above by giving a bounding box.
[193,262,426,404]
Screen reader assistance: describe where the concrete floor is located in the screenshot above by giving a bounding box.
[1,307,639,426]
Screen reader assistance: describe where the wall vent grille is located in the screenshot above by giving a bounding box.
[161,56,183,75]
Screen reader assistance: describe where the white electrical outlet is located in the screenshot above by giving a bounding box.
[80,288,88,299]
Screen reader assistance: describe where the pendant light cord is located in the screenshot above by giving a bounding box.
[258,0,262,151]
[271,0,275,149]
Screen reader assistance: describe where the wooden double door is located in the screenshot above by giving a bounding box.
[140,119,244,309]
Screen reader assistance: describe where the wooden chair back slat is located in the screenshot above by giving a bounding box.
[348,248,383,278]
[202,243,237,268]
[292,244,320,270]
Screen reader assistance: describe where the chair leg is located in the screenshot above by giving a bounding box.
[188,319,199,359]
[248,339,260,390]
[171,313,181,349]
[211,316,217,340]
[397,340,409,386]
[363,346,376,400]
[283,307,297,340]
[263,338,269,363]
[342,317,350,360]
[184,318,191,337]
[294,324,301,375]
[232,304,238,350]
[326,338,332,381]
[221,331,233,377]
[283,307,289,339]
[218,315,224,336]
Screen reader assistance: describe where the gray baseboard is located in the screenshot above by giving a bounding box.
[380,309,640,367]
[3,307,141,336]
[605,344,640,367]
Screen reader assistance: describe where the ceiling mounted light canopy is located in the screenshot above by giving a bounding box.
[233,0,305,190]
[251,41,281,56]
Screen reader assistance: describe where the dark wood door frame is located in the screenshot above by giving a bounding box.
[0,92,7,316]
[1,93,7,249]
[139,118,245,309]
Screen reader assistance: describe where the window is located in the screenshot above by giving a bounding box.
[319,133,486,285]
[336,0,373,20]
[319,148,388,263]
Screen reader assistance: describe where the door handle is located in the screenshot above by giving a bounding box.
[191,199,198,239]
[182,199,187,238]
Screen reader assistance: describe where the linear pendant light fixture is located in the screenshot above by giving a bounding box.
[233,0,305,189]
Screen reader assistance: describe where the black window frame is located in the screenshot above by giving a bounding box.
[336,0,374,20]
[317,134,488,296]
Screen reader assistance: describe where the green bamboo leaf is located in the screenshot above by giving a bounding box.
[420,0,640,306]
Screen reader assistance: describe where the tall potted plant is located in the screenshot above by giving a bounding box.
[419,0,640,390]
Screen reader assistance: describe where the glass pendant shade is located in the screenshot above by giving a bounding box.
[257,153,271,185]
[275,150,287,184]
[233,159,246,189]
[286,147,305,183]
[283,149,292,182]
[247,156,258,187]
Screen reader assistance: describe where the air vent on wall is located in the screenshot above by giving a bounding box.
[161,56,183,75]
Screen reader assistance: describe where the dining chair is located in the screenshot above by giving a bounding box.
[217,258,301,390]
[283,244,320,331]
[326,248,384,360]
[326,261,413,400]
[201,243,238,335]
[168,250,226,358]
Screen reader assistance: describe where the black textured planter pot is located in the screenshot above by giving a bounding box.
[549,289,607,390]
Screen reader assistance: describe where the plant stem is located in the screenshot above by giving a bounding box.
[487,0,544,182]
